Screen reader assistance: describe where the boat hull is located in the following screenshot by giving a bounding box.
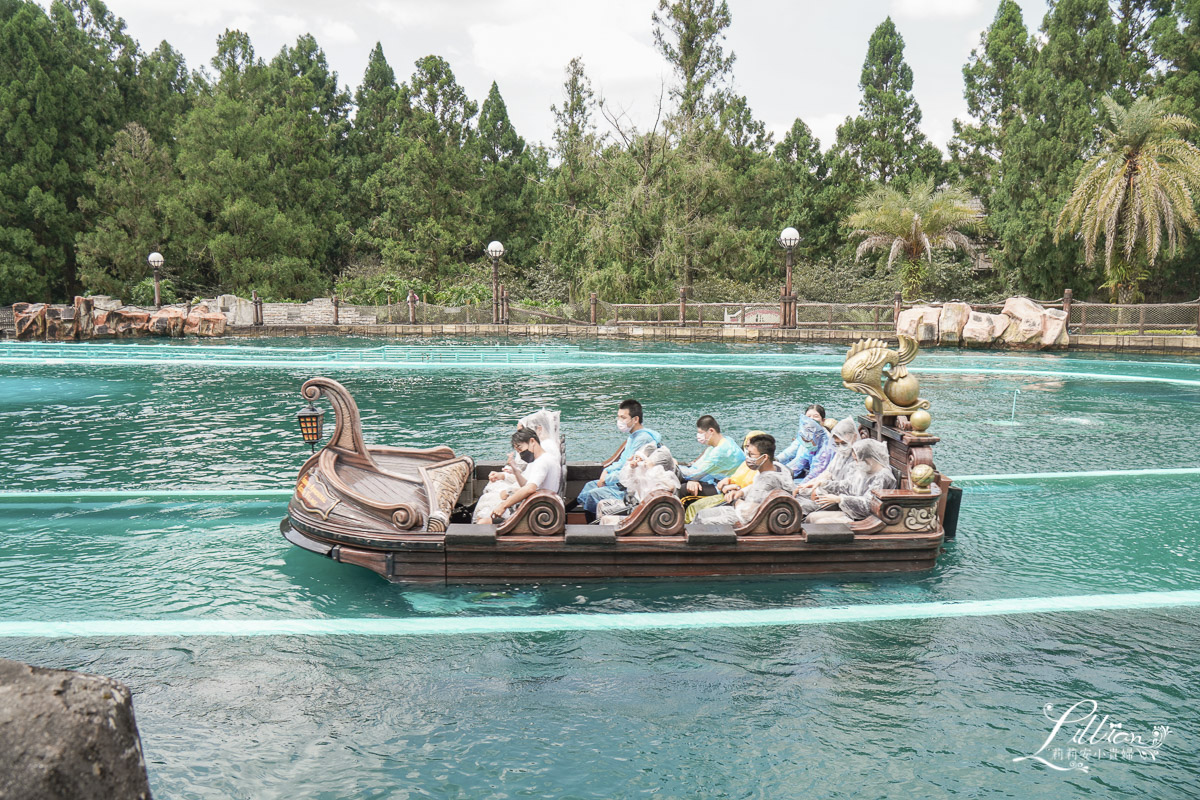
[281,517,944,584]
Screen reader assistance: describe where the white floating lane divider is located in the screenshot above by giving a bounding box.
[953,466,1200,483]
[2,355,1200,388]
[1,590,1199,638]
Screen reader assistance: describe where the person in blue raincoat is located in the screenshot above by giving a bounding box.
[779,415,834,482]
[575,399,662,516]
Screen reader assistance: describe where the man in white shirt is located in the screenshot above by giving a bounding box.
[490,428,562,520]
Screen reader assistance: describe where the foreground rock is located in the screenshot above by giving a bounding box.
[896,306,940,344]
[148,306,185,337]
[961,311,1010,348]
[184,303,228,337]
[895,296,1070,350]
[937,302,971,345]
[12,303,46,340]
[0,658,152,800]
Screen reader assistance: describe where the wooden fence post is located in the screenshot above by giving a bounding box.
[407,291,417,324]
[1062,288,1072,320]
[780,287,787,330]
[892,291,902,325]
[678,286,687,327]
[252,290,263,326]
[590,292,597,325]
[332,293,339,325]
[502,286,510,324]
[1138,305,1145,335]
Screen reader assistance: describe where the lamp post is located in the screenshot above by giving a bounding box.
[148,251,164,308]
[778,227,799,328]
[486,240,505,324]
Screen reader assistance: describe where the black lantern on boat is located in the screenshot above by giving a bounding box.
[296,403,325,452]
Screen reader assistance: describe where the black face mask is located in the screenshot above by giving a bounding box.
[519,451,536,463]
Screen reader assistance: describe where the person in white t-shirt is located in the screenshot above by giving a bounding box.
[488,428,562,521]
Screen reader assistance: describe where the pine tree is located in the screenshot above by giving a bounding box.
[651,0,734,133]
[829,17,943,188]
[541,57,602,300]
[773,118,841,262]
[165,30,348,299]
[345,42,398,261]
[134,41,193,148]
[947,0,1032,206]
[367,55,480,280]
[991,0,1123,297]
[76,122,176,297]
[0,0,113,301]
[477,81,534,269]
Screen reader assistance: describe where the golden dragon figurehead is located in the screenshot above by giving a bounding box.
[841,334,931,426]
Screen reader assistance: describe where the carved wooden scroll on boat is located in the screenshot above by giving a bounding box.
[614,491,685,536]
[496,490,567,536]
[733,490,804,536]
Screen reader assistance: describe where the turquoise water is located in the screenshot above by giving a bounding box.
[1,338,1198,798]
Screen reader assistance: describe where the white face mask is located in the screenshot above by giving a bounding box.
[745,453,767,470]
[617,419,632,434]
[834,439,848,453]
[696,432,709,445]
[854,458,869,473]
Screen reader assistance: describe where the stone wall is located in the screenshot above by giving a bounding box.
[259,298,377,326]
[897,297,1069,350]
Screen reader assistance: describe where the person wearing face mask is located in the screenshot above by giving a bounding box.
[684,430,766,522]
[694,434,792,525]
[794,416,860,494]
[485,428,562,522]
[575,398,662,517]
[678,415,745,497]
[797,438,896,521]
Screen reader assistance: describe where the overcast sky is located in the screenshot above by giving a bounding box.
[64,0,1052,152]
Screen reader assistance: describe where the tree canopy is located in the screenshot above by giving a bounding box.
[2,0,1200,307]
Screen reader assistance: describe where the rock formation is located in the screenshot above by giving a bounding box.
[896,296,1070,350]
[0,658,153,800]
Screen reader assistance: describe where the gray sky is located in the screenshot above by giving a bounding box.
[70,0,1052,152]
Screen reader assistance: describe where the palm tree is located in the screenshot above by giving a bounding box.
[1056,95,1200,302]
[846,178,984,299]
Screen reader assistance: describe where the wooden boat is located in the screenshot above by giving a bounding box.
[281,336,955,583]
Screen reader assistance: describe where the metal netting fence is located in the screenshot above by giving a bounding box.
[1069,302,1200,335]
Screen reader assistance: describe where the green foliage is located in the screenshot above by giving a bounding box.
[478,81,536,269]
[128,275,176,305]
[948,0,1032,206]
[990,0,1123,299]
[1056,95,1200,297]
[7,0,1200,308]
[76,123,175,298]
[829,17,944,189]
[164,31,349,300]
[847,178,984,299]
[365,55,480,279]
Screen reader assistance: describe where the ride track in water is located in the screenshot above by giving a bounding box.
[0,338,1197,799]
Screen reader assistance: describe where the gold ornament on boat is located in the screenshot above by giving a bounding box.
[909,409,932,433]
[909,464,936,494]
[841,335,931,418]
